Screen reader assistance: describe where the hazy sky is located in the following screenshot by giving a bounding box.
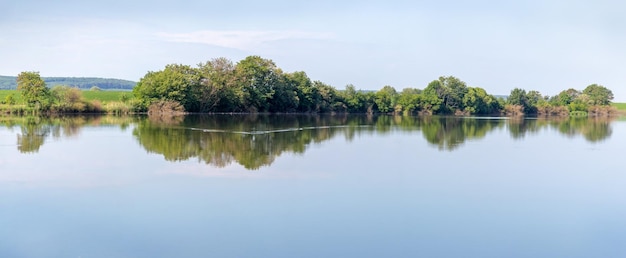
[1,0,624,100]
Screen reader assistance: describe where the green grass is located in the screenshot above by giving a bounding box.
[82,90,131,102]
[1,89,132,103]
[0,90,22,103]
[612,102,626,111]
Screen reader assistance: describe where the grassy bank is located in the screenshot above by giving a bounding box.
[0,89,136,114]
[612,102,626,110]
[82,90,130,102]
[1,89,130,103]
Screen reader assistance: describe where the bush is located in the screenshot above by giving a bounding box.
[587,105,618,117]
[504,104,524,116]
[537,105,569,116]
[105,101,133,115]
[148,100,186,115]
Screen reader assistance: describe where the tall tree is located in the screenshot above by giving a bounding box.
[197,57,240,112]
[235,56,280,112]
[396,88,423,114]
[582,84,613,106]
[286,71,318,112]
[374,85,398,113]
[133,64,201,111]
[17,71,51,109]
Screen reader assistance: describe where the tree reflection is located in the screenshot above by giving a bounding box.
[421,117,504,151]
[0,114,619,164]
[17,117,50,153]
[133,115,356,169]
[506,117,614,143]
[0,115,138,153]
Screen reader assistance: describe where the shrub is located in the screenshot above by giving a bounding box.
[504,104,524,116]
[148,100,186,115]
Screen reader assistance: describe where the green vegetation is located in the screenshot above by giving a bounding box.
[2,55,619,116]
[0,75,135,90]
[612,102,626,110]
[1,84,134,115]
[82,90,129,102]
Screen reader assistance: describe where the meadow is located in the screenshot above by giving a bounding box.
[612,102,626,111]
[0,89,130,104]
[82,90,130,102]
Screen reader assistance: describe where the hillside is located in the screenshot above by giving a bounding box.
[0,75,136,90]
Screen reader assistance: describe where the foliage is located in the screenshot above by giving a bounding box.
[7,55,619,116]
[17,71,53,109]
[51,85,87,112]
[374,85,398,113]
[148,100,186,115]
[0,75,136,90]
[3,93,16,105]
[582,84,613,106]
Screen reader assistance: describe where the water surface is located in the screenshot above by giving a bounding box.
[1,115,625,257]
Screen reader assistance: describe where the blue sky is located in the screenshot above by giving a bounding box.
[1,0,624,100]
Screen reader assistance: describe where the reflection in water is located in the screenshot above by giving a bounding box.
[0,116,138,154]
[508,117,613,142]
[0,115,618,168]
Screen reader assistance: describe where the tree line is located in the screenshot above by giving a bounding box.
[8,55,617,116]
[132,55,615,116]
[0,75,135,90]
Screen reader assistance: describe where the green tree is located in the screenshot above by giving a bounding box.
[17,71,52,109]
[286,71,318,112]
[396,88,422,114]
[341,84,366,113]
[463,87,499,115]
[507,88,538,114]
[235,56,280,112]
[440,76,468,111]
[314,81,341,112]
[582,84,613,106]
[422,76,469,113]
[374,85,398,113]
[197,57,240,112]
[422,80,446,113]
[269,74,299,112]
[133,64,201,112]
[51,85,85,112]
[552,88,580,106]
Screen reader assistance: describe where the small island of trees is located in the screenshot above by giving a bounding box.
[2,55,618,116]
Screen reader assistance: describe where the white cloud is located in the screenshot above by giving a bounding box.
[156,30,333,50]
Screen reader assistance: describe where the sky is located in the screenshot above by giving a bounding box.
[1,0,624,100]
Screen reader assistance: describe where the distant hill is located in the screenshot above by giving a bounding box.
[0,75,136,90]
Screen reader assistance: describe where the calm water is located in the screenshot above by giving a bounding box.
[1,114,625,258]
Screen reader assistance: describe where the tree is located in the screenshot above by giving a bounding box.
[582,84,613,106]
[313,81,341,112]
[396,88,422,114]
[197,57,240,112]
[133,64,201,112]
[423,76,469,114]
[374,85,398,113]
[423,80,445,113]
[17,71,52,109]
[463,87,499,115]
[287,71,318,112]
[235,56,280,112]
[552,88,580,106]
[440,76,468,111]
